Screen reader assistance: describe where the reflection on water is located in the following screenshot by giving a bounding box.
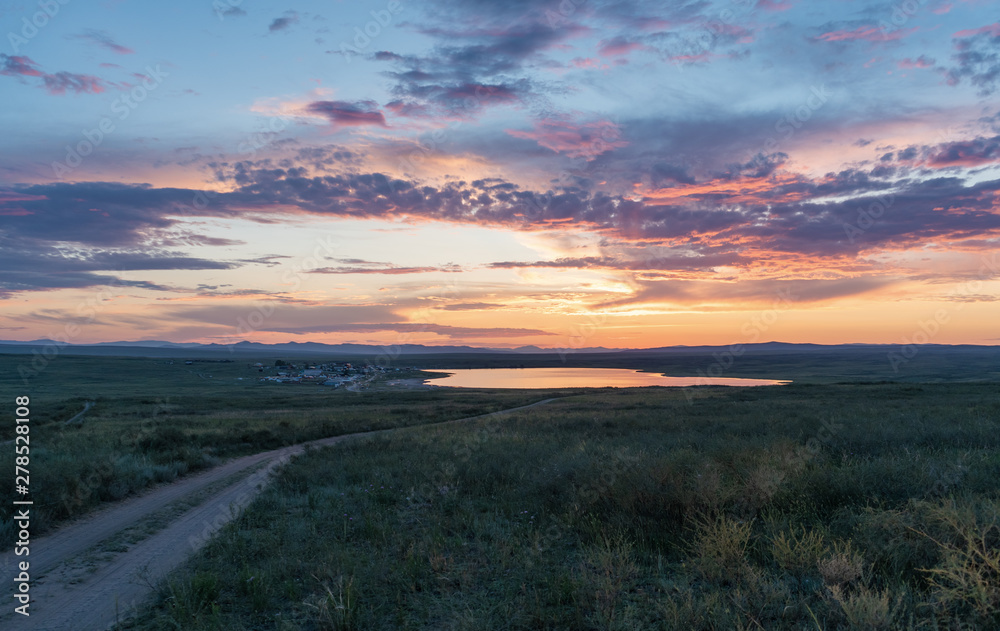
[430,368,790,389]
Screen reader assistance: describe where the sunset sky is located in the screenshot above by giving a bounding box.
[1,0,998,349]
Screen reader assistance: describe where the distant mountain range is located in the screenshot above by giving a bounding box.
[0,339,996,359]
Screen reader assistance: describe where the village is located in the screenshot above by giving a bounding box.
[250,360,404,389]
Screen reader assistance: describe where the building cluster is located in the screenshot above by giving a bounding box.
[252,361,398,387]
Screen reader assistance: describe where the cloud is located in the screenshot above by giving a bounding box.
[946,24,1000,95]
[953,23,1000,39]
[372,20,576,116]
[71,29,134,55]
[0,231,235,295]
[488,252,748,272]
[597,36,646,57]
[306,100,387,127]
[309,265,463,274]
[4,142,1000,299]
[926,135,1000,167]
[0,273,171,298]
[218,5,246,18]
[757,0,794,11]
[814,25,917,43]
[269,11,299,33]
[0,182,232,247]
[306,258,462,275]
[887,135,1000,167]
[0,54,41,76]
[438,302,505,311]
[598,276,896,309]
[163,303,554,340]
[0,54,106,95]
[506,117,627,159]
[265,322,555,338]
[898,55,935,69]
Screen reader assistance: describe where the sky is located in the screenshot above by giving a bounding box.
[0,0,998,350]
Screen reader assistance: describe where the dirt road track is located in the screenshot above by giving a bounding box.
[0,397,558,630]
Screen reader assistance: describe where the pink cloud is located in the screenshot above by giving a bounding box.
[306,100,387,127]
[0,54,105,94]
[506,117,627,160]
[0,54,42,77]
[757,0,795,11]
[597,37,645,57]
[815,26,917,42]
[898,55,936,69]
[927,136,1000,167]
[953,22,1000,38]
[667,51,725,64]
[571,57,607,69]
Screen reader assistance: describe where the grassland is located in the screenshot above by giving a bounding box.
[116,382,1000,630]
[0,354,560,545]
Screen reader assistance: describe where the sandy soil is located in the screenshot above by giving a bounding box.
[0,398,557,630]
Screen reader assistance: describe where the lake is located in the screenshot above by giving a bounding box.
[429,368,789,389]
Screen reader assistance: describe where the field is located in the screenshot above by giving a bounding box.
[3,353,999,629]
[0,355,558,545]
[114,382,1000,630]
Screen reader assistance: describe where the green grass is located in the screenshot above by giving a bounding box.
[0,354,562,545]
[121,382,1000,630]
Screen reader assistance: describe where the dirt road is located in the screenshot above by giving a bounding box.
[63,401,95,425]
[0,398,558,630]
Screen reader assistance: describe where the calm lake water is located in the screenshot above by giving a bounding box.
[430,368,789,389]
